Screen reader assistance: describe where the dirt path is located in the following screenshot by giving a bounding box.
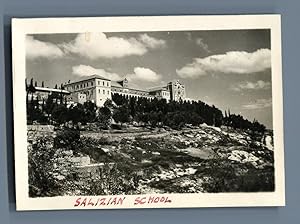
[81,128,183,140]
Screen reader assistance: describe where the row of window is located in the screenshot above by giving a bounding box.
[67,95,85,101]
[111,88,149,96]
[66,81,94,91]
[162,91,170,96]
[97,80,110,87]
[66,80,110,91]
[98,89,110,95]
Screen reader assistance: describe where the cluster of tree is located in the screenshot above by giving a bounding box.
[27,99,99,125]
[26,78,64,91]
[112,93,223,129]
[26,77,266,133]
[26,78,78,124]
[26,86,110,128]
[111,94,266,133]
[27,93,68,125]
[223,111,266,133]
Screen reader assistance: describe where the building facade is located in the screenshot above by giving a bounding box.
[64,75,111,107]
[29,86,70,105]
[167,80,186,102]
[62,75,186,107]
[148,86,171,102]
[111,78,153,100]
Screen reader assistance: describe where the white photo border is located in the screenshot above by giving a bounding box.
[11,15,285,211]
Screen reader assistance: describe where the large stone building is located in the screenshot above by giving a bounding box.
[28,86,70,104]
[63,75,186,107]
[31,75,186,107]
[167,80,186,102]
[64,75,112,107]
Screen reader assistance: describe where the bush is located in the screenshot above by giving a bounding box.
[51,104,69,124]
[200,160,275,192]
[97,106,111,129]
[28,136,61,197]
[83,163,139,195]
[54,128,80,150]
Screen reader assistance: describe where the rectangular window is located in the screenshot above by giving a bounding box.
[103,89,105,94]
[91,82,93,86]
[107,90,109,95]
[98,81,100,85]
[103,81,105,86]
[98,89,100,94]
[107,82,109,87]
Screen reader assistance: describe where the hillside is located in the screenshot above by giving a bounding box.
[28,123,274,197]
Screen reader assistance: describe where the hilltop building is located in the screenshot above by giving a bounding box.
[28,86,70,104]
[63,75,112,107]
[167,80,186,102]
[28,75,186,107]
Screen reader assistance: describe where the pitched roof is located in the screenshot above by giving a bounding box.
[35,86,70,94]
[111,81,123,88]
[148,86,168,92]
[111,80,148,92]
[64,74,111,85]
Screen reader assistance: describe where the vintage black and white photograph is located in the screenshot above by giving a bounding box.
[12,15,285,210]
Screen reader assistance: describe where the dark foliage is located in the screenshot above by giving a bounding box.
[83,163,139,195]
[200,159,274,192]
[25,78,266,133]
[112,93,265,133]
[54,129,81,150]
[28,136,61,197]
[112,104,131,125]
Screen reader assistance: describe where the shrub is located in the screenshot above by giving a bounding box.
[28,136,61,197]
[200,160,275,192]
[54,128,80,150]
[83,163,139,195]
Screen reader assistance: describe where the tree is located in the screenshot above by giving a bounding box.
[109,92,267,132]
[26,78,29,105]
[112,93,127,106]
[28,78,36,104]
[26,104,47,124]
[28,136,61,197]
[113,105,130,126]
[129,96,137,118]
[83,101,97,122]
[149,111,162,127]
[51,104,69,124]
[97,106,112,129]
[68,104,86,123]
[44,94,56,123]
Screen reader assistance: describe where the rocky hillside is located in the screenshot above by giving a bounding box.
[28,124,274,197]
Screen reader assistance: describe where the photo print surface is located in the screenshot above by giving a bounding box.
[12,15,285,210]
